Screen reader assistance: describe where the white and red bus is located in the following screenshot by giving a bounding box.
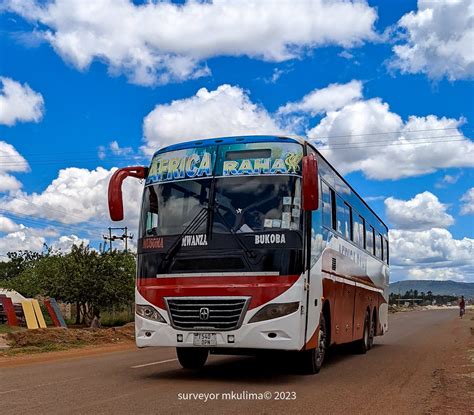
[108,135,389,373]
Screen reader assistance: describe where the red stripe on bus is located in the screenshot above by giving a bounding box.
[137,275,300,310]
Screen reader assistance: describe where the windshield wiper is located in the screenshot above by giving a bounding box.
[212,203,258,266]
[163,207,209,264]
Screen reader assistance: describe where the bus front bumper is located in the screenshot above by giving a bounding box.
[135,311,304,351]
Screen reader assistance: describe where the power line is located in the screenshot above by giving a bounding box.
[317,138,469,150]
[0,208,106,237]
[1,127,472,160]
[312,134,466,147]
[103,227,133,252]
[1,134,471,168]
[311,126,473,140]
[3,198,102,223]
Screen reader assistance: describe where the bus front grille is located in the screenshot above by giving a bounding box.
[165,297,250,331]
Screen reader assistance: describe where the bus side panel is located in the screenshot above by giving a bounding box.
[343,282,356,344]
[334,278,352,344]
[353,285,367,341]
[322,276,336,345]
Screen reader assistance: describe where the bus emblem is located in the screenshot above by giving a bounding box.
[199,307,210,320]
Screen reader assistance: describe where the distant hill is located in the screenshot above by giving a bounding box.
[389,280,474,298]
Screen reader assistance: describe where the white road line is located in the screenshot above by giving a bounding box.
[131,358,178,369]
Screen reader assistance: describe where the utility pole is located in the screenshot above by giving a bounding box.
[102,227,133,252]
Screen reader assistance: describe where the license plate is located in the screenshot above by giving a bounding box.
[193,333,217,346]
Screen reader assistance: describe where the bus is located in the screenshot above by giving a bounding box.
[108,135,389,374]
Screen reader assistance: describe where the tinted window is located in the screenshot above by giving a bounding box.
[141,179,211,237]
[352,214,365,248]
[366,225,374,254]
[214,176,302,233]
[336,195,351,239]
[321,181,332,228]
[384,238,389,264]
[375,233,382,259]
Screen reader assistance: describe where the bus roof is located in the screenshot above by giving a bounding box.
[154,135,305,155]
[152,134,387,231]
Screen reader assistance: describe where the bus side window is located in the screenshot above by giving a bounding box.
[384,238,389,264]
[352,212,365,248]
[345,202,352,240]
[366,225,374,254]
[375,232,382,259]
[321,181,332,228]
[146,212,159,235]
[335,196,351,239]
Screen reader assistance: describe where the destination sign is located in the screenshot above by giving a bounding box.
[222,152,302,176]
[146,142,304,185]
[146,148,215,184]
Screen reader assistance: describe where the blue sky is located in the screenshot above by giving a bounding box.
[0,0,473,281]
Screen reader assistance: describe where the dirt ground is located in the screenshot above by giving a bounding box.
[0,322,134,357]
[424,309,474,414]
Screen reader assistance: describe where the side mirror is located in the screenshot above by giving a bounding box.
[108,166,147,221]
[302,154,319,211]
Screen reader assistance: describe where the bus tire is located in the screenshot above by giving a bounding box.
[300,314,327,374]
[176,347,209,369]
[354,311,370,354]
[368,310,376,350]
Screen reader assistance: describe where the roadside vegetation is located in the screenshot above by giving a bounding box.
[0,244,135,326]
[389,289,461,306]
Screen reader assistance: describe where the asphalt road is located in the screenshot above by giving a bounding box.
[1,309,472,415]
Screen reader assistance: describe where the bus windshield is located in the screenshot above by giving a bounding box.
[213,176,302,233]
[141,178,212,237]
[140,175,302,237]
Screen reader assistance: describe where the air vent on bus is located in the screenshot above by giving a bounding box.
[331,257,337,271]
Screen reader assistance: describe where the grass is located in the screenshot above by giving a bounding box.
[0,324,23,334]
[100,309,134,327]
[3,341,88,356]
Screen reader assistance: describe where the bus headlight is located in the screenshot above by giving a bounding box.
[248,302,300,323]
[136,304,166,323]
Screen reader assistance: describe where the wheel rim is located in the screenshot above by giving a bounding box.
[369,317,375,346]
[315,323,326,366]
[364,316,369,346]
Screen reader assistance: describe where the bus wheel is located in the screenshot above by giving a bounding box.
[301,314,327,374]
[354,311,370,354]
[176,347,209,369]
[368,312,376,350]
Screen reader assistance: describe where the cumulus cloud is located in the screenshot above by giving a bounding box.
[390,0,474,80]
[140,81,474,179]
[142,84,284,154]
[308,98,474,179]
[460,187,474,215]
[385,191,474,281]
[389,228,473,271]
[109,141,132,156]
[0,141,29,192]
[5,0,377,85]
[435,173,462,188]
[1,166,143,232]
[0,76,44,126]
[278,80,363,115]
[50,234,90,252]
[0,220,89,255]
[0,215,20,233]
[0,228,46,254]
[385,191,454,230]
[405,266,472,282]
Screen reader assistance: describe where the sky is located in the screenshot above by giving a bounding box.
[0,0,473,282]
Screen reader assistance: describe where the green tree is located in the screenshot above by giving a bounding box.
[4,244,136,325]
